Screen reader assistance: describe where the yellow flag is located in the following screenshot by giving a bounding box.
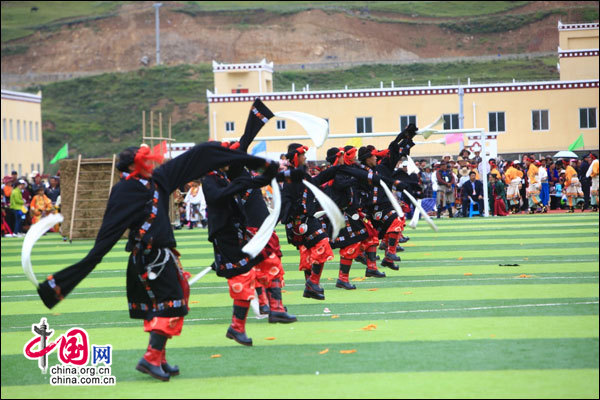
[346,137,362,148]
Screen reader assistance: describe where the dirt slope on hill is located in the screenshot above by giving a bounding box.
[1,1,595,75]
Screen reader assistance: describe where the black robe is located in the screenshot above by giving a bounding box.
[37,143,268,313]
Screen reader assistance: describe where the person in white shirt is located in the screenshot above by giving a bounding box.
[538,159,549,208]
[184,181,207,229]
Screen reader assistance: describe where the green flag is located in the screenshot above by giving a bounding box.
[568,134,584,151]
[50,143,68,164]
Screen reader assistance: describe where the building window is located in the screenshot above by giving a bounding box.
[2,119,6,140]
[23,121,27,142]
[400,115,417,131]
[31,163,34,173]
[443,114,459,130]
[488,112,505,132]
[37,163,41,172]
[225,121,235,132]
[532,110,549,131]
[4,164,8,176]
[16,120,21,141]
[9,119,13,140]
[356,117,372,134]
[29,121,33,140]
[580,108,597,129]
[276,120,286,131]
[35,122,39,141]
[18,164,22,176]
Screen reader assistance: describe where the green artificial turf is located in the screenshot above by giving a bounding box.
[1,213,598,398]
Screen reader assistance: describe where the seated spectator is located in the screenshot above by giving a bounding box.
[461,171,484,217]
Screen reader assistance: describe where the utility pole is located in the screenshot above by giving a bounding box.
[153,3,162,65]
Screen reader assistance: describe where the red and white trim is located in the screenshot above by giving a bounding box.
[1,89,42,104]
[558,48,599,58]
[207,80,599,103]
[558,21,599,31]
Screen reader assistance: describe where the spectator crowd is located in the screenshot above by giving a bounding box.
[2,149,597,239]
[2,170,61,237]
[413,149,598,218]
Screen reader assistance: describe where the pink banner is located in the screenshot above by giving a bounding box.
[445,133,463,145]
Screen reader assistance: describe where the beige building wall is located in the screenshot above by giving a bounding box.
[213,60,273,94]
[208,22,599,160]
[1,90,44,178]
[209,80,598,159]
[559,22,599,81]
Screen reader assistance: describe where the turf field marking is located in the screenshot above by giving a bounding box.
[3,300,597,330]
[2,275,598,299]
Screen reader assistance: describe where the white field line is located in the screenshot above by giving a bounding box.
[2,275,598,299]
[3,300,598,331]
[3,256,599,279]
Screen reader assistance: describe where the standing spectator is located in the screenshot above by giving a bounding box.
[461,171,484,217]
[45,176,60,205]
[524,157,544,213]
[184,181,207,229]
[564,159,584,212]
[458,149,471,161]
[10,179,27,236]
[505,160,524,214]
[436,162,455,218]
[587,154,599,211]
[538,158,550,209]
[489,173,508,216]
[420,164,433,198]
[431,161,439,209]
[579,154,592,211]
[30,172,45,196]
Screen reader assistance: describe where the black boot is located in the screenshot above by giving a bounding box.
[226,326,253,346]
[366,268,386,278]
[396,246,405,252]
[336,279,357,290]
[398,236,410,243]
[267,284,297,323]
[385,252,401,262]
[381,258,399,271]
[161,349,179,376]
[355,253,367,266]
[303,281,325,300]
[136,357,170,382]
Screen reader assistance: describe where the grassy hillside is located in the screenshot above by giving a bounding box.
[1,1,122,43]
[29,56,559,174]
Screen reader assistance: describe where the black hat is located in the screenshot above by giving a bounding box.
[358,145,376,162]
[326,147,341,164]
[116,146,139,172]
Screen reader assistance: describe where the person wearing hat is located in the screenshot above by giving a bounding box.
[586,153,599,211]
[355,123,419,270]
[564,159,584,212]
[220,99,297,326]
[436,162,456,218]
[35,142,269,381]
[9,179,27,236]
[280,143,338,300]
[504,161,524,214]
[325,146,389,288]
